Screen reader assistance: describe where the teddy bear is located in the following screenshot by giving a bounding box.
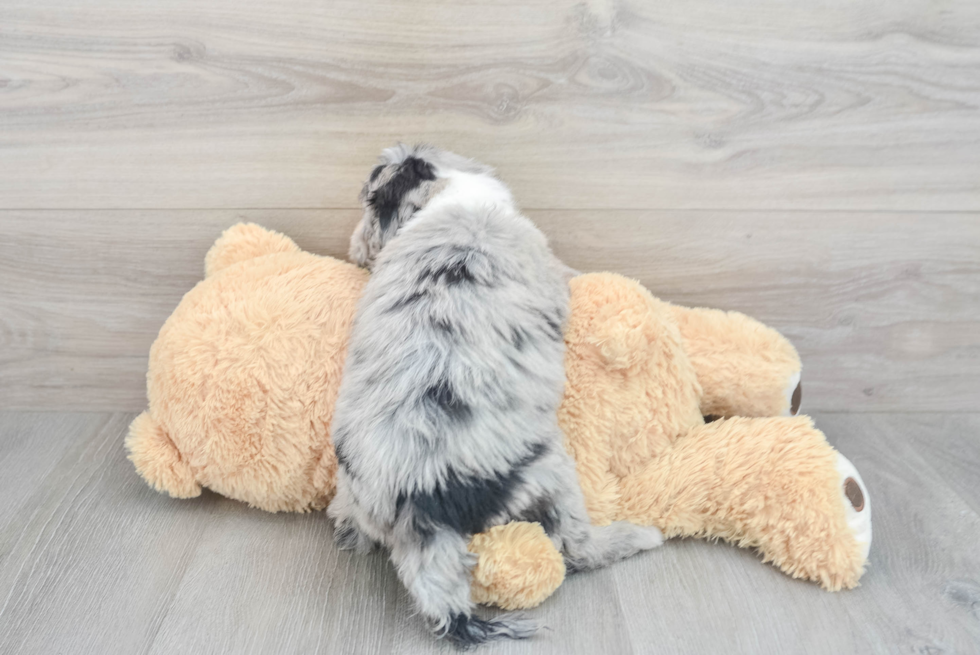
[126,222,872,610]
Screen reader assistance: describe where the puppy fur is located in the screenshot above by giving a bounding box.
[329,144,663,648]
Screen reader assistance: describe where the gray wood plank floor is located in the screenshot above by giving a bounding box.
[1,411,978,655]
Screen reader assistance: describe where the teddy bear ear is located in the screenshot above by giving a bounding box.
[204,222,301,277]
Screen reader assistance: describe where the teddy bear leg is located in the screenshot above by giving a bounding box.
[204,222,302,277]
[669,304,802,418]
[621,416,870,590]
[836,451,873,563]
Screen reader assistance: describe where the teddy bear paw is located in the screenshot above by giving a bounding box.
[783,370,803,416]
[836,452,872,563]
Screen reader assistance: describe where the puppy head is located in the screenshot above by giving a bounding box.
[349,144,505,269]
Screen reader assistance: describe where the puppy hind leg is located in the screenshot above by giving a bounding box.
[562,520,664,572]
[332,517,379,553]
[546,456,663,571]
[389,525,538,647]
[327,481,380,553]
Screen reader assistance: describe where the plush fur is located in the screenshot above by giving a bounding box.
[670,304,802,418]
[560,273,867,591]
[128,226,368,512]
[468,522,566,610]
[330,145,662,646]
[127,222,872,619]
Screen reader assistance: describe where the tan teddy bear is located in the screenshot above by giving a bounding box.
[127,223,872,609]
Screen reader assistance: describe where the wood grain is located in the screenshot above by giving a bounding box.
[1,0,979,210]
[2,0,977,651]
[902,414,980,516]
[1,210,977,412]
[0,412,206,655]
[0,411,977,654]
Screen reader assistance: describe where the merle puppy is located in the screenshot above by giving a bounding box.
[329,144,663,648]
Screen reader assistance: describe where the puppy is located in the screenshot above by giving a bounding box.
[329,144,663,647]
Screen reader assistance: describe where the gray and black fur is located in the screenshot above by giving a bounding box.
[330,144,663,648]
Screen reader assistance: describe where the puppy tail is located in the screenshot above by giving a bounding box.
[439,613,538,649]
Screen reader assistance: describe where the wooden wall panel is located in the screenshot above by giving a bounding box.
[1,211,976,412]
[1,0,978,210]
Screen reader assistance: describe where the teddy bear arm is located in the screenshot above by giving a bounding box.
[620,416,869,591]
[204,222,302,278]
[668,304,802,417]
[126,412,201,499]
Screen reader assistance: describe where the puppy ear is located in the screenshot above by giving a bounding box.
[408,156,436,182]
[371,156,437,232]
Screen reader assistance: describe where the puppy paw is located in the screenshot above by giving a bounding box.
[334,520,377,553]
[836,452,872,563]
[631,524,665,551]
[609,521,664,552]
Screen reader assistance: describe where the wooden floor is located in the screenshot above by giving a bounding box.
[0,411,977,654]
[2,0,979,653]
